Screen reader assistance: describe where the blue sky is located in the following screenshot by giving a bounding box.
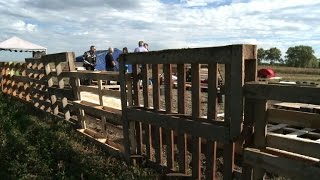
[0,0,319,61]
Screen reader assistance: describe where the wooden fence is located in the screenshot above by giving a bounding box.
[119,44,257,179]
[1,45,320,179]
[242,82,320,180]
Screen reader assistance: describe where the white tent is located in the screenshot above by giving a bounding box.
[0,36,46,52]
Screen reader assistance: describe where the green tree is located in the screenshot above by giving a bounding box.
[265,47,283,65]
[257,48,265,64]
[285,45,318,68]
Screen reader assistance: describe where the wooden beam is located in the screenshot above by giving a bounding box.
[244,83,320,105]
[267,132,320,159]
[244,147,320,180]
[126,108,227,141]
[267,108,320,129]
[124,45,234,64]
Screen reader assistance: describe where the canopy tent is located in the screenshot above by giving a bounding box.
[0,36,46,52]
[76,48,132,72]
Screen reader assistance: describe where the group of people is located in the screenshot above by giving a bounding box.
[82,40,149,72]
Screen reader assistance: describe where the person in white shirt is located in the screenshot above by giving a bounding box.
[134,41,148,52]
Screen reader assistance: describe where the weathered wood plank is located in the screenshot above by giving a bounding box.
[125,45,234,64]
[244,147,320,180]
[267,132,320,159]
[244,83,320,105]
[126,108,227,141]
[177,64,187,174]
[267,108,320,129]
[207,63,218,120]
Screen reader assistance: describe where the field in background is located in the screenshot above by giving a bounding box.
[258,65,320,84]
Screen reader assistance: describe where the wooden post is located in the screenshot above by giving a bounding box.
[119,56,131,162]
[191,63,201,179]
[152,64,163,165]
[164,64,174,170]
[252,99,268,179]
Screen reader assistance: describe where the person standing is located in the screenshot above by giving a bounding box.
[82,45,96,85]
[105,47,116,71]
[83,45,96,70]
[105,47,116,85]
[143,43,149,51]
[134,41,148,52]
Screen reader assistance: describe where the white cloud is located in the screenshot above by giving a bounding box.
[12,20,37,32]
[0,0,319,59]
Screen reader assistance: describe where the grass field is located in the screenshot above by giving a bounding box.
[0,94,158,179]
[258,65,320,84]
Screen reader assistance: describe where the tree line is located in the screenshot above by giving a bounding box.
[258,45,320,68]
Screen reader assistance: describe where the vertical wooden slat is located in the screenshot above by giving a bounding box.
[141,64,152,159]
[207,63,218,120]
[230,45,244,138]
[206,63,218,179]
[132,64,142,155]
[119,56,130,161]
[253,100,267,179]
[163,64,174,170]
[142,64,149,108]
[164,64,172,112]
[191,63,201,179]
[223,62,235,180]
[132,64,140,106]
[177,64,187,173]
[98,79,103,106]
[205,142,217,180]
[223,143,235,180]
[152,64,162,164]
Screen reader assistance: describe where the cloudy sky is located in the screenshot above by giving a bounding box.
[0,0,319,60]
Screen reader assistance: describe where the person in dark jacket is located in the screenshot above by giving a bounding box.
[105,47,116,71]
[83,45,96,70]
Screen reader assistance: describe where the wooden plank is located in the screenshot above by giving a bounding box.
[191,63,201,179]
[126,108,227,141]
[163,64,173,112]
[40,52,69,63]
[177,64,187,174]
[101,89,121,99]
[47,87,74,99]
[152,64,162,164]
[119,57,130,161]
[132,64,140,106]
[141,64,149,108]
[163,64,174,170]
[223,143,235,180]
[152,64,160,110]
[230,45,244,138]
[244,147,320,180]
[267,108,320,129]
[26,68,45,74]
[244,83,320,105]
[267,132,320,159]
[205,141,217,180]
[125,45,233,64]
[79,85,99,94]
[73,101,122,125]
[243,45,257,60]
[207,63,218,120]
[98,80,103,106]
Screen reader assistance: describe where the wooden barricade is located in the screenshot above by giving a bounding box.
[70,70,133,153]
[1,62,29,101]
[243,82,320,180]
[119,44,257,179]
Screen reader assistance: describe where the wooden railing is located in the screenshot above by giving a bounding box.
[242,82,320,179]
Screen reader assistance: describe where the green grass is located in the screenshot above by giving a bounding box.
[0,94,157,179]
